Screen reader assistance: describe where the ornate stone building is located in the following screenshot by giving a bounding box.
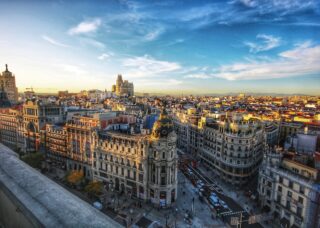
[45,124,68,164]
[0,107,24,151]
[111,74,134,97]
[65,115,99,178]
[92,109,178,207]
[23,99,64,152]
[258,151,320,228]
[0,64,18,104]
[199,113,265,186]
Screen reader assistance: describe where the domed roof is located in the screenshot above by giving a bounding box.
[152,108,173,138]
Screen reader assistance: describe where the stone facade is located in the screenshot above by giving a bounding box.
[258,152,320,228]
[92,109,178,207]
[112,74,134,97]
[199,113,265,186]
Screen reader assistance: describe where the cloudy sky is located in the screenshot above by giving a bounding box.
[0,0,320,94]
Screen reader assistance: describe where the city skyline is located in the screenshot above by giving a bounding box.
[1,0,320,95]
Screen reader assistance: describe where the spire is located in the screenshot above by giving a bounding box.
[5,64,8,71]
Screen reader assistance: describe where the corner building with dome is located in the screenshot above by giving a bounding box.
[92,108,178,207]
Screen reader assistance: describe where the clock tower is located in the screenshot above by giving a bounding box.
[147,108,178,207]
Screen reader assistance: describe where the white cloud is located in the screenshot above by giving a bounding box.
[80,38,105,49]
[135,79,183,87]
[144,28,164,41]
[57,64,87,75]
[68,18,101,35]
[98,52,114,60]
[184,74,211,79]
[214,41,320,80]
[122,55,181,77]
[42,35,70,48]
[244,34,281,53]
[168,79,183,85]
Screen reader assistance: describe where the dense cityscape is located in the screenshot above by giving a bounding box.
[1,0,320,228]
[0,65,319,228]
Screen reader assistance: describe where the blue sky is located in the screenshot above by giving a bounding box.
[0,0,320,94]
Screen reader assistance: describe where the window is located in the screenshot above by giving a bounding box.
[286,201,291,209]
[139,173,143,182]
[299,186,305,194]
[279,177,283,183]
[161,166,166,173]
[289,181,293,188]
[287,191,292,198]
[298,197,303,204]
[161,176,166,185]
[278,186,282,192]
[162,152,165,159]
[297,207,302,217]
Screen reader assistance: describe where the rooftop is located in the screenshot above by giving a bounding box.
[0,144,122,228]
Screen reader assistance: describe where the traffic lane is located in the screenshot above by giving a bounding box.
[189,166,263,228]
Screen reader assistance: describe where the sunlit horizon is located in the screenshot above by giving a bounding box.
[1,0,320,95]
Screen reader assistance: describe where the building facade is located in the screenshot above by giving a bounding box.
[199,113,265,186]
[112,74,134,97]
[258,152,320,228]
[0,107,25,152]
[92,109,178,207]
[45,124,68,165]
[0,64,18,104]
[65,115,99,178]
[23,99,64,153]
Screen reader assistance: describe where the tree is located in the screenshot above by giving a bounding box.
[84,181,103,197]
[21,152,44,169]
[66,170,84,186]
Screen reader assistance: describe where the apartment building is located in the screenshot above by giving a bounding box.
[0,107,25,152]
[258,152,320,228]
[199,113,265,186]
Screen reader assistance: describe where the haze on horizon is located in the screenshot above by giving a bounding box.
[0,0,320,95]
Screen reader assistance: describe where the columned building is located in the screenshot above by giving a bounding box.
[148,109,178,206]
[92,109,178,207]
[199,113,265,186]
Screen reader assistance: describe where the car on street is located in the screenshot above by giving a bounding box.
[219,200,228,209]
[209,195,220,207]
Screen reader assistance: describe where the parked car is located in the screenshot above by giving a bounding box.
[220,200,228,209]
[209,195,220,207]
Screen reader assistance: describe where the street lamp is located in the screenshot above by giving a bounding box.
[165,213,170,227]
[174,208,179,228]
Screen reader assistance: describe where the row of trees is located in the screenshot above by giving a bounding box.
[65,170,103,198]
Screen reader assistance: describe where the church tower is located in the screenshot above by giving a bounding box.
[147,107,178,207]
